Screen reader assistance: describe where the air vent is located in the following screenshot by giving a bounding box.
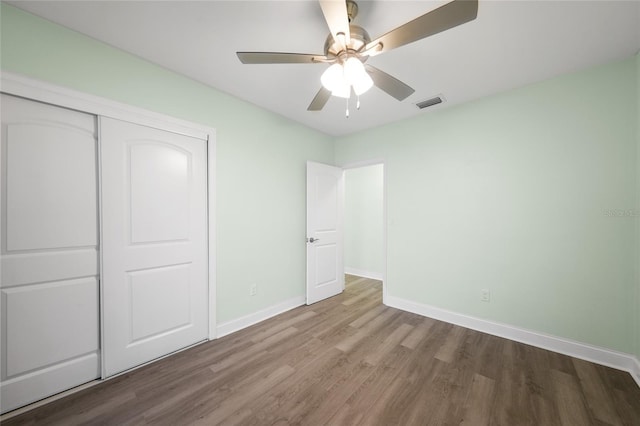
[416,95,444,110]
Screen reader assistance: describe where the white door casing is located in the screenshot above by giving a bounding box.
[100,117,208,377]
[306,161,344,305]
[0,95,100,414]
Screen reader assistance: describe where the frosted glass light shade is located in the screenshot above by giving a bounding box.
[321,63,350,98]
[332,81,351,98]
[352,71,373,95]
[321,64,344,92]
[344,57,373,95]
[343,57,364,83]
[321,58,372,99]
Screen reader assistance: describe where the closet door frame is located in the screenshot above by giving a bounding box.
[0,72,218,366]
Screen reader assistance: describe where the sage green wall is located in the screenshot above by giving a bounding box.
[3,3,639,357]
[0,4,334,324]
[344,164,384,277]
[336,57,638,354]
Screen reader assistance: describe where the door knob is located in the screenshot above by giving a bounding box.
[307,237,320,243]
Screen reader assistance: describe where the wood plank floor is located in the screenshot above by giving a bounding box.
[4,275,640,425]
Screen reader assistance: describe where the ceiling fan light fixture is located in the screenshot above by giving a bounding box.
[332,82,351,99]
[343,57,364,81]
[344,57,373,96]
[320,63,344,92]
[321,62,350,98]
[352,68,373,95]
[321,57,372,100]
[237,0,480,113]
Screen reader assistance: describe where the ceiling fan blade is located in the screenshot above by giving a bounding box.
[319,0,351,50]
[365,0,478,56]
[237,52,327,64]
[307,87,332,111]
[365,65,415,101]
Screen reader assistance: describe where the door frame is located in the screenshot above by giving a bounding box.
[0,72,218,346]
[340,159,387,305]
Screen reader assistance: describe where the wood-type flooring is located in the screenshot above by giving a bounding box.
[3,275,640,425]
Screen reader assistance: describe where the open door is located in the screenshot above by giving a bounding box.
[306,161,344,305]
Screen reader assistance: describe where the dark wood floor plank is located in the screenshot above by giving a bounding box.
[330,348,415,425]
[490,340,541,426]
[266,312,413,424]
[434,323,466,363]
[197,364,295,425]
[348,303,387,329]
[572,358,623,426]
[473,333,505,381]
[3,276,639,426]
[551,369,593,426]
[364,322,414,366]
[249,310,317,343]
[342,285,380,306]
[210,326,297,373]
[334,308,399,352]
[526,345,565,425]
[612,387,640,426]
[400,316,435,349]
[458,373,496,425]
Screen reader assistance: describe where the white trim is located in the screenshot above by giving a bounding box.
[207,132,217,340]
[387,295,640,387]
[381,163,387,305]
[631,357,640,388]
[1,72,218,364]
[341,158,386,170]
[0,380,100,421]
[216,296,305,338]
[97,116,106,379]
[344,267,383,280]
[1,71,211,139]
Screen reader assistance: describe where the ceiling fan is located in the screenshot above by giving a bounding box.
[237,0,478,115]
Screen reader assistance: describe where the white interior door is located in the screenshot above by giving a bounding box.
[100,117,208,377]
[306,161,344,305]
[0,94,100,413]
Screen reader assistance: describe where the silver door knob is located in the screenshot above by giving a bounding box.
[307,237,320,243]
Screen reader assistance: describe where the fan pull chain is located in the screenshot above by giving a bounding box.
[357,95,361,110]
[345,97,349,118]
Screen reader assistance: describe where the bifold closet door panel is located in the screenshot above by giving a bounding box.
[100,117,208,378]
[0,94,100,414]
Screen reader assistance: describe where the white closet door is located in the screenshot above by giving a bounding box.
[100,117,208,377]
[0,94,100,414]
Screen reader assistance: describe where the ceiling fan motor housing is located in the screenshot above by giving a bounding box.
[324,24,371,62]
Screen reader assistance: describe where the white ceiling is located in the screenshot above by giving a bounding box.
[8,0,640,136]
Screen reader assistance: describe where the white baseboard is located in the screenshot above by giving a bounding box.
[215,296,305,338]
[386,295,640,388]
[344,267,383,281]
[631,356,640,388]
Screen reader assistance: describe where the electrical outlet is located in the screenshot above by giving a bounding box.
[481,289,490,302]
[250,284,257,296]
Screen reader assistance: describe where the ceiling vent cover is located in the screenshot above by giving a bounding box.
[416,95,444,109]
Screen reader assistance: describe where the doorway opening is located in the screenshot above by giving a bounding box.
[343,162,386,303]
